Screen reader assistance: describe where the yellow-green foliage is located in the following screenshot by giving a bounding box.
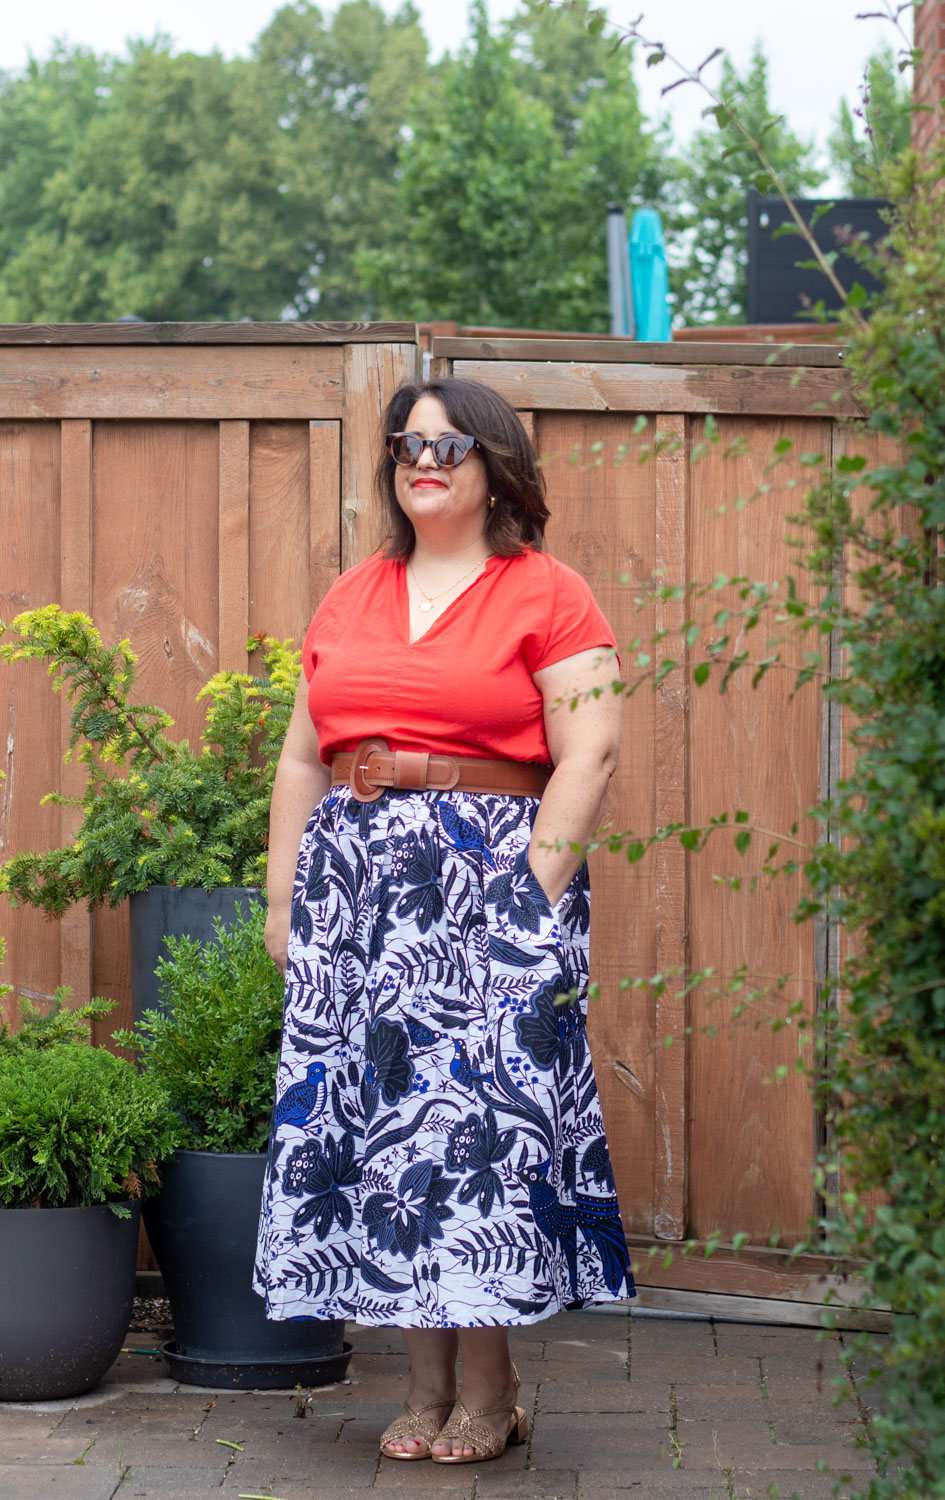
[0,608,300,912]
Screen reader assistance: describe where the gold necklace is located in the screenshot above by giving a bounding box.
[407,554,492,613]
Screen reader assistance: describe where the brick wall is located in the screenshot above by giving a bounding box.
[913,0,945,155]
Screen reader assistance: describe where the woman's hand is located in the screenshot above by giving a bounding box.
[265,905,291,974]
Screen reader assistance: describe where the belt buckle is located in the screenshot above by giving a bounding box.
[349,737,389,803]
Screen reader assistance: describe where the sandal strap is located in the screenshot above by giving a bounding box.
[436,1400,516,1460]
[380,1397,456,1449]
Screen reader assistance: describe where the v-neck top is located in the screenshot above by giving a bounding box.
[301,548,617,765]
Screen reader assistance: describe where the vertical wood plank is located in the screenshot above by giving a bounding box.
[91,421,220,1038]
[686,415,823,1243]
[247,423,308,645]
[652,414,689,1239]
[536,410,660,1235]
[218,421,250,673]
[0,422,63,1026]
[309,421,342,613]
[342,342,421,568]
[59,420,93,1010]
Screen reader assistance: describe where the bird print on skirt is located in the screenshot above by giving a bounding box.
[254,787,634,1328]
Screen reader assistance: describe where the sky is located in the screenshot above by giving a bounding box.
[0,0,910,179]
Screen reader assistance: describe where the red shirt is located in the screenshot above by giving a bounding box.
[302,548,616,765]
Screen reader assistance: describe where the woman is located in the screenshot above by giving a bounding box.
[254,377,634,1464]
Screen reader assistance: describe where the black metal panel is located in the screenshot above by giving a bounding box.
[747,190,889,324]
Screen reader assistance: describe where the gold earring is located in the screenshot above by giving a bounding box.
[488,495,497,510]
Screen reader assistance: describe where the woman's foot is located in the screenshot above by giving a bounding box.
[431,1367,524,1461]
[380,1389,456,1459]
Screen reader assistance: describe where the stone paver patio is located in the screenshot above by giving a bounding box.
[0,1307,886,1499]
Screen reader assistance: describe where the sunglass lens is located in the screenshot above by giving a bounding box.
[390,434,421,465]
[433,435,472,466]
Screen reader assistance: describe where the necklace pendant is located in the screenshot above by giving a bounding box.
[419,600,434,612]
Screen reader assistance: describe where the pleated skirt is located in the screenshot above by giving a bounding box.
[253,786,634,1328]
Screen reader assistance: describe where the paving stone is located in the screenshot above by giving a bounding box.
[540,1311,628,1341]
[0,1432,99,1464]
[674,1382,768,1413]
[731,1470,864,1498]
[767,1404,867,1447]
[682,1435,875,1471]
[530,1412,674,1469]
[114,1466,228,1495]
[576,1463,714,1495]
[219,1453,379,1494]
[536,1376,669,1414]
[630,1319,717,1357]
[80,1435,233,1469]
[366,1462,476,1496]
[471,1467,578,1497]
[348,1325,408,1355]
[0,1466,124,1499]
[630,1354,762,1385]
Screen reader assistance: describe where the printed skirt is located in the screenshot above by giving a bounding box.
[253,786,634,1328]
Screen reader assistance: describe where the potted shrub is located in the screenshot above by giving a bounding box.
[0,607,299,1016]
[0,984,183,1402]
[115,903,351,1390]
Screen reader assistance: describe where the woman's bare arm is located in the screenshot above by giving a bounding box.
[264,672,332,972]
[528,647,622,908]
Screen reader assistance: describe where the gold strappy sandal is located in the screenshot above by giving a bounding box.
[379,1395,457,1461]
[431,1368,528,1465]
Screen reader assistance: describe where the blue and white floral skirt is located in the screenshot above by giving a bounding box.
[253,786,634,1328]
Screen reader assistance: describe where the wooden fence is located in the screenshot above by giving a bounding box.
[0,325,880,1321]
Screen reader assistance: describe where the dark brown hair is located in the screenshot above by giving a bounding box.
[375,378,549,559]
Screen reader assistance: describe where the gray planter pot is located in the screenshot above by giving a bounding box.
[0,1201,140,1402]
[129,884,261,1021]
[143,1150,350,1389]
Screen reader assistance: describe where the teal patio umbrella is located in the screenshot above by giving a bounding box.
[629,208,671,341]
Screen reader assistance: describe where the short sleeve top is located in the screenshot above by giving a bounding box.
[301,548,617,766]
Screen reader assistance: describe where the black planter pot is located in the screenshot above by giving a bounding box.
[129,885,261,1022]
[0,1201,140,1402]
[143,1150,350,1390]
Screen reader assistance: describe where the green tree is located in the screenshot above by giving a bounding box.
[668,44,826,325]
[0,41,306,321]
[361,0,665,330]
[252,0,429,319]
[828,41,912,196]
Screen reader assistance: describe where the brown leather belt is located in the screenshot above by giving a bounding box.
[332,738,551,803]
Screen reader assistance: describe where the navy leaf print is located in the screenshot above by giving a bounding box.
[363,1160,458,1260]
[515,979,587,1073]
[485,850,550,935]
[366,1016,414,1105]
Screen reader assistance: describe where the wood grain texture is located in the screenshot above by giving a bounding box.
[451,359,861,418]
[652,415,689,1240]
[59,420,93,1015]
[0,322,418,346]
[686,416,825,1244]
[0,423,64,1026]
[341,342,421,567]
[218,421,250,673]
[632,1285,889,1332]
[248,423,313,645]
[90,422,220,1034]
[0,346,344,420]
[433,338,847,367]
[536,411,659,1235]
[627,1232,874,1306]
[309,422,342,614]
